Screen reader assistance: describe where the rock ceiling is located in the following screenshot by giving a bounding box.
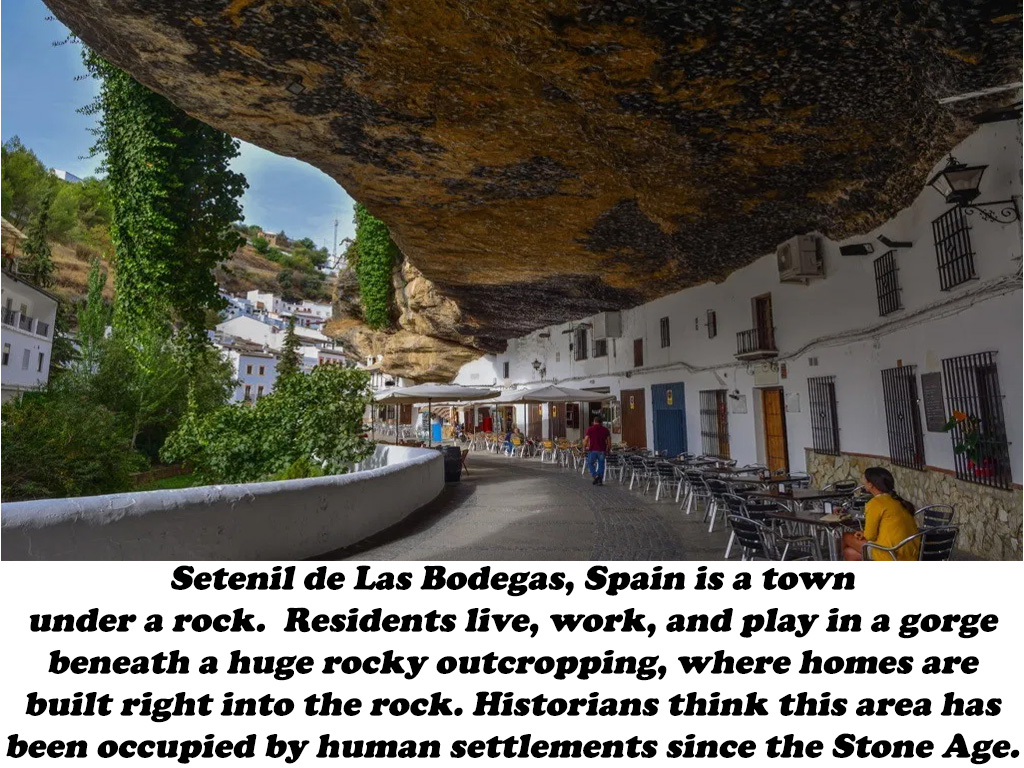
[46,0,1021,369]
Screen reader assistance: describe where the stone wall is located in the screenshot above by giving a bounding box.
[805,450,1023,561]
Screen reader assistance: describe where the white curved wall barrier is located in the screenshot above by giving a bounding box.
[1,445,444,560]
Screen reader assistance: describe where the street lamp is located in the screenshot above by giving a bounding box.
[927,155,1020,224]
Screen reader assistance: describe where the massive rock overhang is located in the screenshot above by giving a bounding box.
[45,0,1021,360]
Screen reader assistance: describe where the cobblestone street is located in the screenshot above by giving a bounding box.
[327,453,731,561]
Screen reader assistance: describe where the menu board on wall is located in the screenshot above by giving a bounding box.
[921,371,947,432]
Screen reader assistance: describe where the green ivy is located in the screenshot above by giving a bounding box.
[353,203,397,330]
[82,50,247,345]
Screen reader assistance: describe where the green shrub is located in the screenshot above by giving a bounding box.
[353,203,396,329]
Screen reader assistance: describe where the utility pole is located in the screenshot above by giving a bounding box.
[332,218,339,273]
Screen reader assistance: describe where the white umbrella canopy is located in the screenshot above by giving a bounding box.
[373,384,499,445]
[374,384,500,405]
[503,384,616,403]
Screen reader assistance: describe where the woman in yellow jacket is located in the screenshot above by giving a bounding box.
[842,467,920,561]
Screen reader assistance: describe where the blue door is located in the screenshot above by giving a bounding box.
[651,382,687,456]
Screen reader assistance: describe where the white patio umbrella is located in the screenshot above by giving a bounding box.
[374,384,499,446]
[498,385,615,441]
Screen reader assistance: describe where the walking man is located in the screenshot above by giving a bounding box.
[583,414,612,485]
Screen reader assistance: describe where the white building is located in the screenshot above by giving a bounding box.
[221,341,279,403]
[1,270,59,402]
[452,120,1023,560]
[245,289,282,314]
[52,169,82,184]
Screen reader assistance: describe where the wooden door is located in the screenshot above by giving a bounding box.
[620,388,647,448]
[548,402,566,439]
[399,404,413,425]
[633,338,644,367]
[528,404,543,440]
[502,406,515,430]
[465,408,475,431]
[761,387,789,473]
[754,294,774,350]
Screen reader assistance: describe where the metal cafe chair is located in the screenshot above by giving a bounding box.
[603,452,626,484]
[863,524,960,561]
[915,504,956,528]
[681,470,709,516]
[728,515,818,561]
[653,462,681,501]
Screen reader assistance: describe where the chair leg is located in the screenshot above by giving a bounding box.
[707,500,718,533]
[725,530,735,559]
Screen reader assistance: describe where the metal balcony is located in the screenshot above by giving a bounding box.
[735,326,778,361]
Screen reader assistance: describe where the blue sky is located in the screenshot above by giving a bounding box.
[1,0,356,254]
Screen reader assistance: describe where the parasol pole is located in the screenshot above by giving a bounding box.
[427,398,433,447]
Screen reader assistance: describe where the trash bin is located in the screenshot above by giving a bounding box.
[442,446,463,483]
[432,422,443,443]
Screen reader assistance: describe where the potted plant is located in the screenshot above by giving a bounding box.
[941,410,995,477]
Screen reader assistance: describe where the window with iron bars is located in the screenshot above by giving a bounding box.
[660,316,670,348]
[880,365,926,470]
[502,361,510,379]
[574,327,588,361]
[941,351,1012,489]
[807,376,840,455]
[593,338,608,358]
[932,207,977,291]
[873,250,902,316]
[699,389,730,458]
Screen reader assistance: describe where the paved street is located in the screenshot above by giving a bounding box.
[325,452,730,561]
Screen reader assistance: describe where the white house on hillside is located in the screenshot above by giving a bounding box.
[1,270,59,402]
[220,341,279,403]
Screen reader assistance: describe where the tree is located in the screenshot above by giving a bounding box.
[276,316,302,378]
[252,235,270,255]
[0,137,51,229]
[77,259,112,371]
[83,50,248,344]
[1,387,138,501]
[19,183,56,287]
[162,364,374,484]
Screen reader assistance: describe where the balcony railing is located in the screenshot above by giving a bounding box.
[35,321,50,338]
[736,326,778,360]
[2,310,51,338]
[18,314,34,332]
[1,308,16,326]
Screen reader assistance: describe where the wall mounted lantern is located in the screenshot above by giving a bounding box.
[927,155,1020,224]
[532,359,542,371]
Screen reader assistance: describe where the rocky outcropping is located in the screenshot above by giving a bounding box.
[327,257,481,382]
[46,0,1022,378]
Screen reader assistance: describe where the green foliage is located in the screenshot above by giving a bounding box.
[83,50,247,343]
[162,364,374,484]
[1,137,52,229]
[77,260,112,370]
[1,387,139,501]
[252,235,270,254]
[353,203,397,329]
[276,316,302,379]
[49,299,80,379]
[20,184,56,287]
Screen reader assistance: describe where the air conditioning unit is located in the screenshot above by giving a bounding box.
[592,311,622,339]
[777,235,823,283]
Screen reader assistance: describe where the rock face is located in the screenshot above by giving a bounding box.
[46,0,1021,375]
[326,257,481,382]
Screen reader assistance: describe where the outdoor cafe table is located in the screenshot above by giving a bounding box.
[717,474,803,487]
[764,508,861,560]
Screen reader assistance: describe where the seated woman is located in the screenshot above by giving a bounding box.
[842,467,920,561]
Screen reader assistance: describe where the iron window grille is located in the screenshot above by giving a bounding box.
[593,338,608,358]
[502,361,510,378]
[932,207,977,291]
[699,389,730,458]
[873,250,902,316]
[880,365,926,470]
[941,351,1012,490]
[574,327,588,361]
[707,310,717,339]
[660,317,670,348]
[807,376,840,455]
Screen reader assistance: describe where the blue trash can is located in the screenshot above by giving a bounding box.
[432,422,442,443]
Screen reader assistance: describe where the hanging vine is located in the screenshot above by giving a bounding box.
[353,203,397,330]
[82,50,247,344]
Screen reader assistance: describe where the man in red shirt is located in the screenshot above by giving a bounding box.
[583,414,612,485]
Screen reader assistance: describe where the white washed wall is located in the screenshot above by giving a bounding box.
[454,121,1023,483]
